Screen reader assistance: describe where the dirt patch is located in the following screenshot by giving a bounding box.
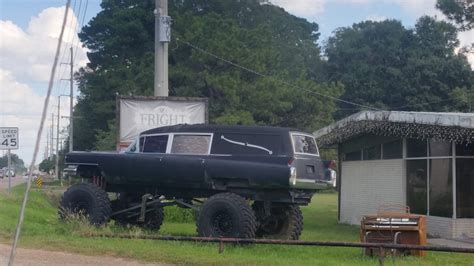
[0,243,166,266]
[0,177,25,189]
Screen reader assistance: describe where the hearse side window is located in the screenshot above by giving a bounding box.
[292,134,319,155]
[141,135,169,153]
[171,134,211,154]
[211,133,282,155]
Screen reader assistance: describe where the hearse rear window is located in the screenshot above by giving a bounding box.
[141,135,168,153]
[292,134,319,155]
[171,134,211,154]
[211,133,282,155]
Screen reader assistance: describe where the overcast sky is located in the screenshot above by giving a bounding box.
[1,0,473,165]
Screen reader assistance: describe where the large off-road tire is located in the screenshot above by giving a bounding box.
[138,205,165,230]
[59,183,111,225]
[113,200,165,231]
[253,202,303,240]
[197,193,256,238]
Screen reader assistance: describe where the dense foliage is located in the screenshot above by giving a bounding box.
[73,0,473,151]
[436,0,473,31]
[38,157,55,173]
[74,0,342,150]
[0,153,26,173]
[325,17,473,117]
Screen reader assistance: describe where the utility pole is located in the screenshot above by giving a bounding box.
[7,149,11,193]
[55,95,69,183]
[56,98,60,181]
[50,113,54,162]
[45,130,49,160]
[69,47,74,152]
[154,0,170,96]
[62,48,74,152]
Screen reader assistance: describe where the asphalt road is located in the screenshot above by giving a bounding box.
[0,175,25,190]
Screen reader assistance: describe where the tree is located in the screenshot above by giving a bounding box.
[325,17,473,117]
[450,86,474,112]
[74,0,342,150]
[436,0,473,31]
[0,153,26,174]
[38,157,55,174]
[326,20,410,114]
[399,16,473,111]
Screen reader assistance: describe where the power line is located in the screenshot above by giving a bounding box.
[390,90,474,110]
[73,0,89,63]
[56,0,78,86]
[51,0,80,128]
[175,38,382,111]
[177,38,472,113]
[57,0,84,96]
[58,0,88,97]
[8,1,72,265]
[391,97,457,110]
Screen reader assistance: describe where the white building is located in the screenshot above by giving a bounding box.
[314,111,474,239]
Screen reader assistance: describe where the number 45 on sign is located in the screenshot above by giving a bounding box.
[0,127,19,150]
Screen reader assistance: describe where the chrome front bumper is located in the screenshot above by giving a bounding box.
[63,164,78,176]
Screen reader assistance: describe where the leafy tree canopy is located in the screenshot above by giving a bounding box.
[39,157,55,173]
[325,17,473,117]
[0,153,26,173]
[75,0,342,150]
[436,0,473,31]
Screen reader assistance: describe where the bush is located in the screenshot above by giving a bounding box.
[164,205,196,223]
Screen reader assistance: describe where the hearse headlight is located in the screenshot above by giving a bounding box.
[289,167,297,186]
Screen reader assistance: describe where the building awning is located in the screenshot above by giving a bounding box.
[313,111,474,147]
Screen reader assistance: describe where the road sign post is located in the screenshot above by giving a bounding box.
[8,149,11,193]
[1,127,19,193]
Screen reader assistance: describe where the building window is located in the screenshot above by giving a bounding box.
[343,150,362,161]
[456,143,474,156]
[429,159,452,217]
[429,140,452,157]
[406,139,455,217]
[456,158,474,218]
[171,134,211,154]
[141,135,168,153]
[406,160,427,215]
[382,139,402,159]
[363,145,381,160]
[406,139,427,158]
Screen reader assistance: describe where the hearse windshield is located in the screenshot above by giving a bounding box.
[124,140,137,153]
[292,134,319,156]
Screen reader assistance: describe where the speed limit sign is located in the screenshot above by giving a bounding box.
[0,127,19,150]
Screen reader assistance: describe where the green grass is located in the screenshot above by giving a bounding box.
[0,185,472,265]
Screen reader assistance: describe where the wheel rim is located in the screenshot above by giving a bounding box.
[255,206,291,236]
[260,214,285,234]
[211,210,234,236]
[71,200,90,216]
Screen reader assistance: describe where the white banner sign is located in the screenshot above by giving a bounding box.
[119,98,207,144]
[0,127,19,150]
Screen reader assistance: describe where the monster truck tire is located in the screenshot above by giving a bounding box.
[253,203,303,240]
[59,183,111,225]
[139,205,165,230]
[197,193,256,238]
[113,202,165,231]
